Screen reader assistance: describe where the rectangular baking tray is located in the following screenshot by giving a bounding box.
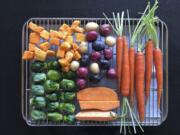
[21,18,168,126]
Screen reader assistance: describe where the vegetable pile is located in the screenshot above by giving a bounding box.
[22,0,164,133]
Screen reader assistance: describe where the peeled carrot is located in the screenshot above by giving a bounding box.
[153,48,163,107]
[120,36,130,97]
[145,39,154,104]
[116,36,123,91]
[129,47,135,105]
[135,52,145,122]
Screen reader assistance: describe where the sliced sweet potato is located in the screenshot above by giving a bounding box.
[77,87,119,101]
[28,43,36,52]
[40,30,50,40]
[75,111,117,121]
[56,47,66,58]
[28,22,44,33]
[39,42,50,51]
[22,51,34,60]
[34,47,47,61]
[47,50,55,56]
[79,101,120,111]
[49,37,60,46]
[29,32,40,44]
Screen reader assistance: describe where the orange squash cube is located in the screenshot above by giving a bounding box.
[62,66,70,72]
[65,36,73,44]
[74,50,81,60]
[56,47,66,58]
[22,51,34,60]
[58,58,69,67]
[29,32,40,44]
[28,43,36,52]
[47,50,56,56]
[74,27,84,33]
[50,30,59,38]
[71,20,80,29]
[72,43,79,50]
[40,30,50,40]
[58,31,68,39]
[39,42,50,51]
[50,37,60,46]
[65,51,74,62]
[75,33,86,42]
[28,22,44,33]
[60,41,71,51]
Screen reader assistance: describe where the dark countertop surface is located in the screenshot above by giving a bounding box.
[0,0,179,134]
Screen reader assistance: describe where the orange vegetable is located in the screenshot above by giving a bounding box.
[75,111,117,121]
[153,48,163,107]
[79,101,120,111]
[40,30,50,40]
[50,30,59,38]
[75,33,86,42]
[28,22,44,33]
[135,51,145,122]
[65,51,74,62]
[58,31,68,39]
[39,42,50,51]
[47,50,55,56]
[34,47,47,61]
[22,51,34,60]
[29,32,40,44]
[56,47,66,58]
[49,37,60,46]
[74,27,84,33]
[65,36,73,44]
[59,24,70,31]
[62,66,70,72]
[58,58,69,67]
[121,37,130,97]
[145,40,154,104]
[74,50,81,60]
[71,20,80,29]
[28,43,36,52]
[60,42,71,51]
[77,87,119,101]
[72,43,79,50]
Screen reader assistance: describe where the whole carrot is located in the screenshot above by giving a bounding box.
[145,39,154,104]
[121,36,130,97]
[153,48,163,107]
[135,51,145,122]
[129,47,135,105]
[116,36,124,91]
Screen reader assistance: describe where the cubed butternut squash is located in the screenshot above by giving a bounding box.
[28,43,36,52]
[65,36,73,44]
[49,37,60,45]
[65,51,74,62]
[71,20,80,29]
[74,27,84,33]
[74,50,81,60]
[29,32,40,44]
[40,30,50,40]
[75,33,86,42]
[58,31,68,39]
[34,47,47,61]
[22,51,34,60]
[60,41,71,51]
[28,22,44,33]
[47,50,56,56]
[56,47,66,58]
[58,58,69,67]
[39,42,50,51]
[62,66,70,72]
[50,30,59,38]
[72,43,79,50]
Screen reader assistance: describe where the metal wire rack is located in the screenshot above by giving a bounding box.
[21,18,168,126]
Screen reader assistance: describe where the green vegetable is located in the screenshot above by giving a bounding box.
[47,112,63,122]
[44,80,60,93]
[46,93,58,101]
[47,102,59,111]
[31,85,45,96]
[63,115,75,124]
[31,61,46,72]
[59,103,75,114]
[31,110,46,121]
[30,96,46,109]
[33,73,46,83]
[59,92,75,102]
[47,60,59,70]
[47,70,61,81]
[60,79,75,91]
[62,71,76,79]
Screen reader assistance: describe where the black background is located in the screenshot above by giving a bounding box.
[0,0,179,134]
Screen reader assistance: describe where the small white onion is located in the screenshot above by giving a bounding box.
[85,22,99,32]
[90,63,100,74]
[105,36,116,47]
[70,61,80,71]
[79,42,88,54]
